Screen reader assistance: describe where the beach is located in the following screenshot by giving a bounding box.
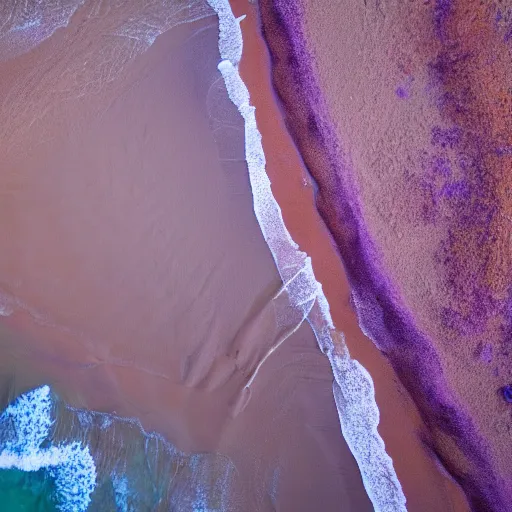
[1,0,507,509]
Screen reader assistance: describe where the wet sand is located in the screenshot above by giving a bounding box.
[0,1,373,509]
[257,0,512,509]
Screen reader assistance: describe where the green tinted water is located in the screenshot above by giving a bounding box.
[0,468,58,512]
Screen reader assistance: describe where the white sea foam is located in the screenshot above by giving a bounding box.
[192,487,216,512]
[0,385,96,512]
[206,1,407,510]
[113,473,130,512]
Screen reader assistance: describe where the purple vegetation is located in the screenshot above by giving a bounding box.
[419,150,475,226]
[501,385,512,403]
[395,86,409,99]
[428,51,473,115]
[440,180,471,200]
[478,343,493,364]
[495,146,512,156]
[505,22,512,43]
[439,279,497,336]
[422,124,498,336]
[494,6,512,42]
[431,126,462,149]
[432,155,452,177]
[433,0,454,42]
[396,75,414,100]
[441,307,477,336]
[502,290,512,327]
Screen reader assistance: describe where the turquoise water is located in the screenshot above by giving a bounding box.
[0,468,58,511]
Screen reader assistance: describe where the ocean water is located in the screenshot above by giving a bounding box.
[0,385,235,511]
[0,468,58,511]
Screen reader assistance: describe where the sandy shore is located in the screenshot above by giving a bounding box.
[230,0,471,510]
[256,0,512,509]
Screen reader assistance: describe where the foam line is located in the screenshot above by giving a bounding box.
[0,385,96,512]
[206,1,407,510]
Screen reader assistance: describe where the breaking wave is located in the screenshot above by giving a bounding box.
[0,385,96,512]
[0,385,235,511]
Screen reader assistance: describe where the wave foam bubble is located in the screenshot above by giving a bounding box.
[0,385,96,512]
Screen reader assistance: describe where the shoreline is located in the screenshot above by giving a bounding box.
[210,0,406,508]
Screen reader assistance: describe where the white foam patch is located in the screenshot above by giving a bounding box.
[113,474,130,512]
[206,1,407,510]
[193,487,218,512]
[0,385,96,512]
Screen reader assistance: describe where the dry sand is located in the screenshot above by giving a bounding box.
[256,0,512,509]
[232,1,470,510]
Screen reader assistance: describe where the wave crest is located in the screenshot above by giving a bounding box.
[0,385,96,512]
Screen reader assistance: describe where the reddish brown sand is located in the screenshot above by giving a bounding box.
[229,1,470,510]
[256,0,512,509]
[0,2,373,510]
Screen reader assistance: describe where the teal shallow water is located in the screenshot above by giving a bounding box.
[0,468,58,512]
[0,385,235,511]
